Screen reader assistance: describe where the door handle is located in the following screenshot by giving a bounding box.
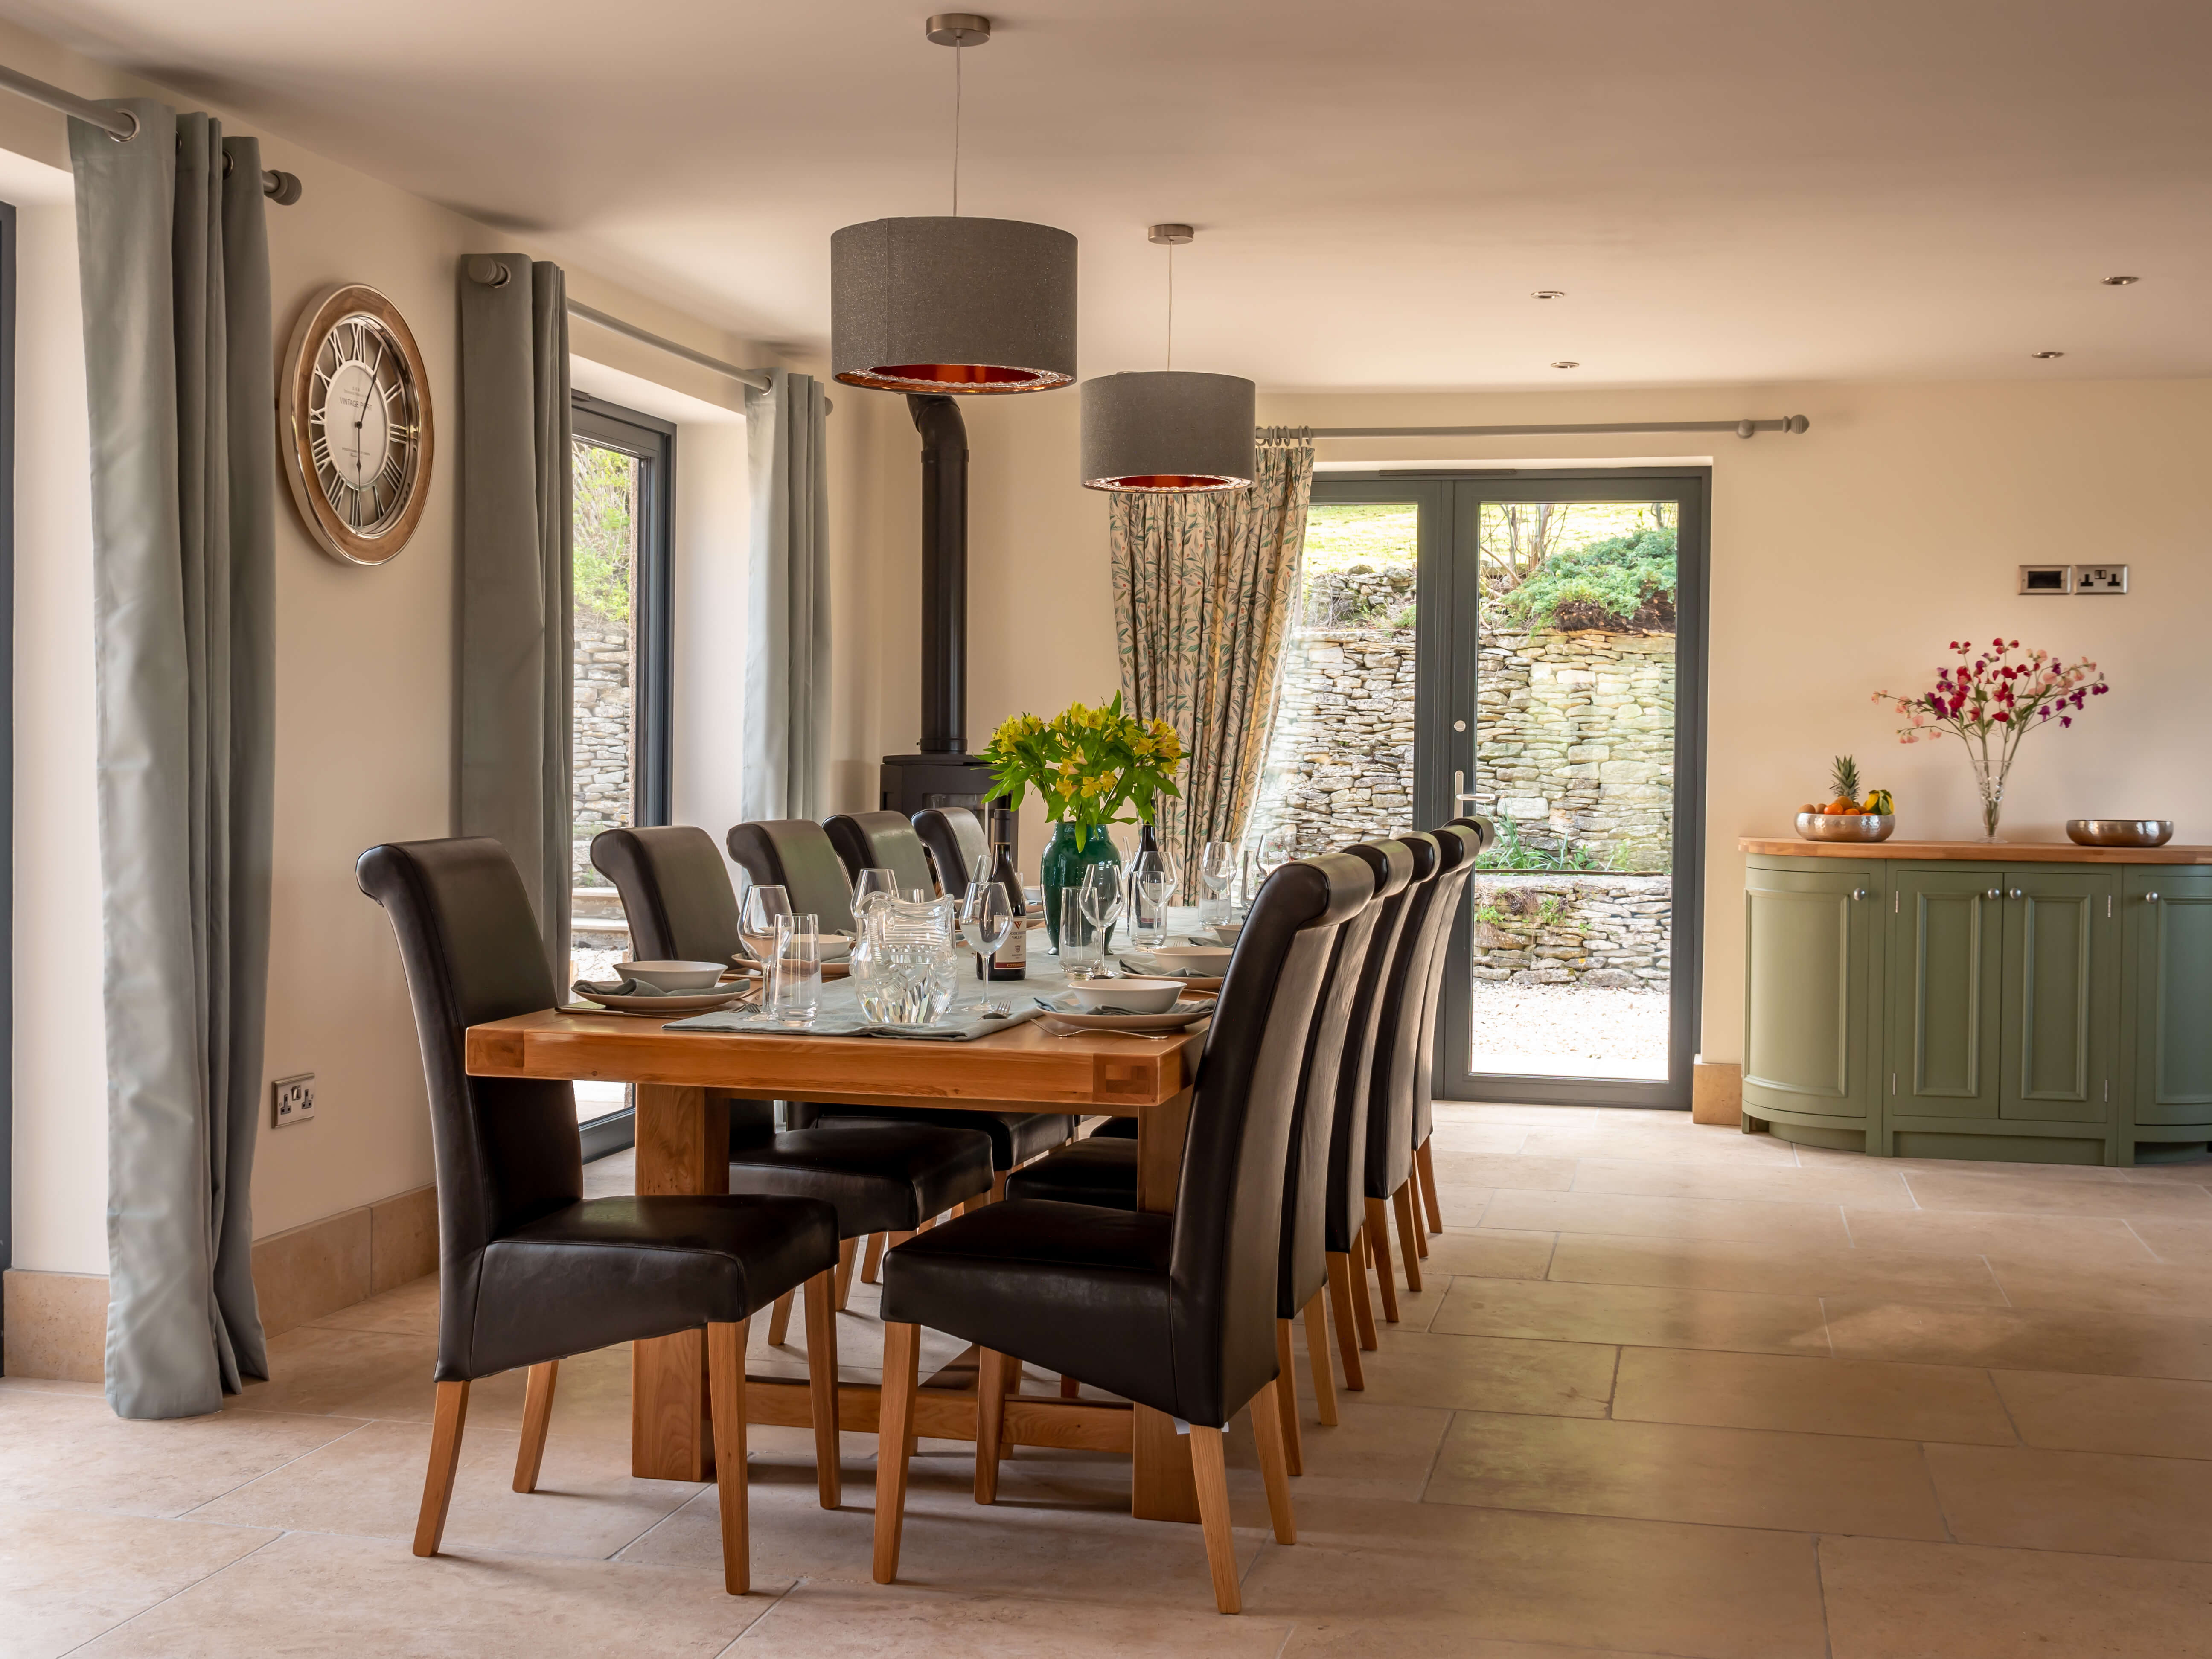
[1452,768,1482,806]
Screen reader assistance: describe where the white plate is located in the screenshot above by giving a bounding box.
[570,987,754,1016]
[1034,995,1216,1032]
[1129,944,1234,971]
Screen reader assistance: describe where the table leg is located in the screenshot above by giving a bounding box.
[632,1086,728,1481]
[1132,1090,1200,1523]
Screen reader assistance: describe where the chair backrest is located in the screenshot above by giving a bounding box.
[1277,848,1394,1317]
[356,838,581,1379]
[1169,851,1370,1426]
[725,819,857,933]
[824,810,939,898]
[1362,830,1445,1199]
[1409,818,1495,1146]
[1327,839,1419,1253]
[913,806,990,895]
[590,825,744,963]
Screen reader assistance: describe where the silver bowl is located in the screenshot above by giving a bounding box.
[2066,819,2174,847]
[1796,812,1896,843]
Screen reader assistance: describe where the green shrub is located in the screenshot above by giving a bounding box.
[1494,525,1676,634]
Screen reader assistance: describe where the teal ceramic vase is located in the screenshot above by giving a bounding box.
[1039,822,1122,951]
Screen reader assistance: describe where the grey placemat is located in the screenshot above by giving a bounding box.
[664,964,1055,1039]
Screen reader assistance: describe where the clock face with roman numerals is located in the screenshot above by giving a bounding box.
[282,285,432,566]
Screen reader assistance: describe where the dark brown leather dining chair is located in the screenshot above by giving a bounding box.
[357,837,841,1595]
[871,852,1374,1615]
[1002,839,1405,1456]
[590,826,995,1326]
[911,805,990,895]
[1406,815,1496,1240]
[723,815,1077,1202]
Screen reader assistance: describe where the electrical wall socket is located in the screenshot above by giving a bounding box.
[274,1074,316,1127]
[2075,563,2129,594]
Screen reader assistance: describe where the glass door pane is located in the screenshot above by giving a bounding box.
[1442,476,1705,1108]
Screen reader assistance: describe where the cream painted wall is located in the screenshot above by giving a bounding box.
[4,23,796,1267]
[846,378,2212,1072]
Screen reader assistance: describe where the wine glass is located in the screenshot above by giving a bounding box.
[961,881,1015,973]
[1256,824,1298,880]
[1199,840,1236,924]
[739,884,792,964]
[852,867,898,917]
[1080,861,1126,965]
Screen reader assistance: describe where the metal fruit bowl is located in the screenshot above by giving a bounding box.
[2066,819,2174,847]
[1796,812,1896,843]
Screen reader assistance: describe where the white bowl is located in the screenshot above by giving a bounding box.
[1208,918,1245,943]
[1143,944,1235,971]
[1068,977,1185,1014]
[617,960,729,991]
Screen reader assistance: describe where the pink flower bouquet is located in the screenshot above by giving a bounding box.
[1873,638,2108,841]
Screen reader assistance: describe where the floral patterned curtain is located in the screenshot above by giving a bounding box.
[1108,428,1313,879]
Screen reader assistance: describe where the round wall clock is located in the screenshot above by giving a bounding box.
[281,284,432,565]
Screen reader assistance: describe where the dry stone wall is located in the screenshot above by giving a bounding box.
[573,610,633,869]
[1471,873,1671,988]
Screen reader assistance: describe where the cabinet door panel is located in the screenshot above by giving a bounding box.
[2129,873,2212,1126]
[2002,872,2114,1123]
[1889,869,2000,1119]
[1744,864,1876,1118]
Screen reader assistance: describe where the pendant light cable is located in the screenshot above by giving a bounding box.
[951,41,962,215]
[1165,240,1174,371]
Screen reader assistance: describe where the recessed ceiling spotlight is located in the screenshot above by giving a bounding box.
[1550,360,1580,369]
[1531,289,1566,300]
[2031,350,2066,359]
[2101,274,2140,286]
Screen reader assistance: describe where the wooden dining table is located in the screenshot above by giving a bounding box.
[464,1005,1210,1521]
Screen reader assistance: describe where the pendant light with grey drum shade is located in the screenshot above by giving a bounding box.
[831,16,1077,395]
[1080,225,1254,492]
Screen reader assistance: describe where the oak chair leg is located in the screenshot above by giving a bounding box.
[1248,1384,1298,1546]
[1059,1372,1080,1398]
[1363,1198,1401,1322]
[1301,1291,1339,1427]
[512,1361,558,1493]
[1273,1319,1304,1476]
[1189,1425,1242,1614]
[767,1290,794,1347]
[860,1231,885,1285]
[975,1346,1008,1503]
[1417,1135,1445,1234]
[1346,1230,1379,1350]
[1392,1182,1425,1293]
[803,1269,841,1509]
[707,1319,751,1595]
[1325,1252,1368,1388]
[834,1237,859,1310]
[1407,1157,1432,1258]
[413,1379,470,1557]
[873,1320,921,1584]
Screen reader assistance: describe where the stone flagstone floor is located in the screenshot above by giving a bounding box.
[10,1104,2212,1656]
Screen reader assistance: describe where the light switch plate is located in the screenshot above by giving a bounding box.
[2074,563,2129,594]
[2018,564,2072,595]
[274,1073,316,1127]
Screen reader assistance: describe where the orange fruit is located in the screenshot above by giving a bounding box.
[1826,796,1860,815]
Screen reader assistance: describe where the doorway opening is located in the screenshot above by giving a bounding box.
[1248,469,1708,1108]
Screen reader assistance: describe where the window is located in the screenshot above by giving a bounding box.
[569,394,673,1143]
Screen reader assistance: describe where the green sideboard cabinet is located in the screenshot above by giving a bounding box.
[1742,839,2212,1165]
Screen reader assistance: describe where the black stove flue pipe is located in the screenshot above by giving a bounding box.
[909,393,967,755]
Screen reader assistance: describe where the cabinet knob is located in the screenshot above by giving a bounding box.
[2008,888,2023,899]
[2146,891,2161,903]
[1850,888,1867,901]
[1985,888,2000,900]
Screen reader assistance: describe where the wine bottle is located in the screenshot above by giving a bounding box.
[986,809,1027,981]
[1138,820,1161,858]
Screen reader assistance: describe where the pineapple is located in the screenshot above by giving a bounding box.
[1826,755,1863,815]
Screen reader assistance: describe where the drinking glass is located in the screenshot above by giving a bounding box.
[1255,825,1298,884]
[768,914,822,1025]
[1058,888,1103,979]
[1199,841,1236,924]
[961,880,1015,971]
[739,884,792,964]
[1080,862,1126,960]
[1128,847,1176,948]
[851,867,899,917]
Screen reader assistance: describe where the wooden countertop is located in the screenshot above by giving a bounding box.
[1740,837,2212,864]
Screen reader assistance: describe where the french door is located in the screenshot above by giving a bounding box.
[1303,470,1708,1109]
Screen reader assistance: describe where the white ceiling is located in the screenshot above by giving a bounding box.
[13,0,2212,389]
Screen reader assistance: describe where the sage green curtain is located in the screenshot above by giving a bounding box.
[459,256,572,978]
[70,101,275,1418]
[1108,428,1313,879]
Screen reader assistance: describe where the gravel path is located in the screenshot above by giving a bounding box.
[1468,982,1670,1079]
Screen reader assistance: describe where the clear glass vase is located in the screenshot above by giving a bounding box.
[1968,742,2007,842]
[850,892,958,1025]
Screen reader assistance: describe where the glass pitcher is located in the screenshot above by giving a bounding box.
[850,890,960,1025]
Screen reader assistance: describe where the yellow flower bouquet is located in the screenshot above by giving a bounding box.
[979,694,1184,833]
